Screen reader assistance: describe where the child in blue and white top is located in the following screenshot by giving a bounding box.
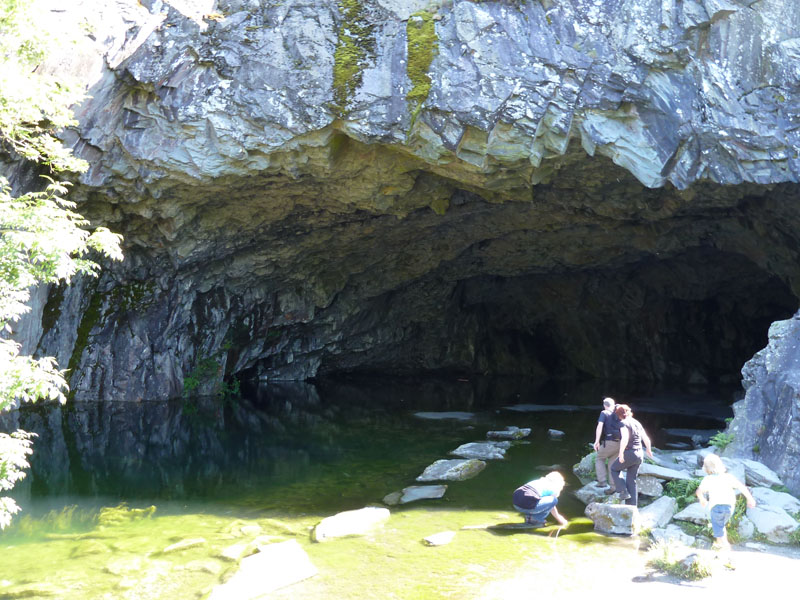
[695,453,756,553]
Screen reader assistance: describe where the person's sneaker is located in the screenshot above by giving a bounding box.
[617,490,631,501]
[603,488,617,495]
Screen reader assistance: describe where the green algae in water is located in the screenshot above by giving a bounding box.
[1,384,734,598]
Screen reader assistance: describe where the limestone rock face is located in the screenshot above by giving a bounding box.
[727,313,800,495]
[9,0,800,454]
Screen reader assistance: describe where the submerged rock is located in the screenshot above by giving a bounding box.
[384,485,448,505]
[413,412,475,421]
[162,538,207,554]
[416,459,487,482]
[313,507,391,542]
[208,539,317,599]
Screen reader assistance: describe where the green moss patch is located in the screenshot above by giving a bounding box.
[406,12,438,110]
[333,0,375,112]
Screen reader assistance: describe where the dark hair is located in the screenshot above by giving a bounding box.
[615,404,632,419]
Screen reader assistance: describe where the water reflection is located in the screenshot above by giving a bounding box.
[2,377,737,511]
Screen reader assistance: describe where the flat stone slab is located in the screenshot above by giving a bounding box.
[416,459,487,482]
[752,487,800,513]
[747,505,800,543]
[742,459,784,488]
[449,441,510,460]
[638,463,693,481]
[639,496,678,530]
[399,485,448,504]
[413,411,475,421]
[673,502,708,525]
[208,540,317,599]
[423,531,456,546]
[313,507,390,542]
[487,426,531,440]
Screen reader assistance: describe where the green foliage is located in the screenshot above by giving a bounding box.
[646,541,713,580]
[664,478,702,510]
[182,351,241,414]
[0,0,123,528]
[710,431,734,451]
[726,495,747,544]
[771,484,790,494]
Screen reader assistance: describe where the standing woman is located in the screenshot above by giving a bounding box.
[609,404,653,506]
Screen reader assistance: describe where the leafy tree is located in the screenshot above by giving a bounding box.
[0,0,122,528]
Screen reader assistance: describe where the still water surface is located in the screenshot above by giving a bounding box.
[0,378,734,599]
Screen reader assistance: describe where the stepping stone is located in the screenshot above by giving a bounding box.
[487,426,531,440]
[413,412,475,421]
[449,441,510,460]
[416,459,487,482]
[384,485,448,505]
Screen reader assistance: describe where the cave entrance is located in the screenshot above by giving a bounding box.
[314,247,797,388]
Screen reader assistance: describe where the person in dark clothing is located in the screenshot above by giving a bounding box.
[593,397,622,488]
[609,404,653,506]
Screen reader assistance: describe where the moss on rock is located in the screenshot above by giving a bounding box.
[406,12,438,110]
[333,0,375,112]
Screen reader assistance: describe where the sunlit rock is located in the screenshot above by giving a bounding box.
[637,476,664,498]
[416,459,487,482]
[313,507,390,542]
[423,531,456,546]
[746,505,800,544]
[584,502,640,536]
[751,487,800,513]
[638,463,693,481]
[449,441,510,460]
[673,502,708,526]
[649,524,695,547]
[639,496,678,531]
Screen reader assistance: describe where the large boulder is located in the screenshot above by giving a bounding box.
[584,503,640,536]
[673,502,709,526]
[638,463,693,481]
[751,487,800,513]
[727,314,800,496]
[746,505,800,544]
[639,496,678,531]
[572,452,596,486]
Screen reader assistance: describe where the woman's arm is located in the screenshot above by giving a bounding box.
[641,427,654,459]
[550,505,569,526]
[618,426,629,463]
